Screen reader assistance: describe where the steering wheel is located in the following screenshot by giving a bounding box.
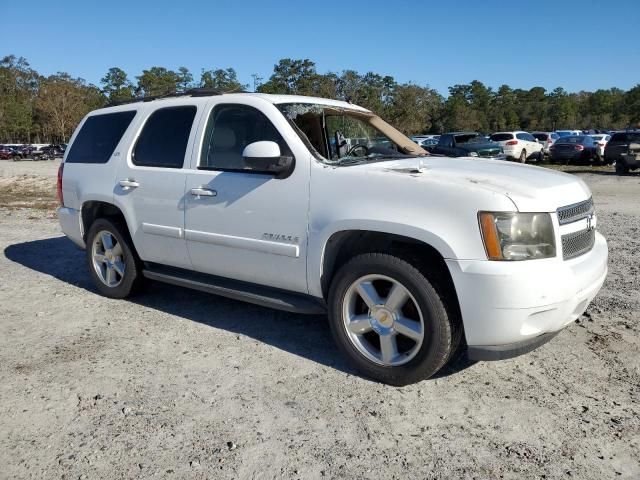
[346,144,369,157]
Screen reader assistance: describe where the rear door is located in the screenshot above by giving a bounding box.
[114,103,201,269]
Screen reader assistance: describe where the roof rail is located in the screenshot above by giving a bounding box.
[106,88,248,107]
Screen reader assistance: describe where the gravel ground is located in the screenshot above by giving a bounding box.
[0,160,639,479]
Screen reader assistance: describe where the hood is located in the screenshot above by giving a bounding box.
[367,156,591,212]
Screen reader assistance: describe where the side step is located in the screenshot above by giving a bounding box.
[142,264,326,315]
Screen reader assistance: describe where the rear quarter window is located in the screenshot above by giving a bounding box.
[66,111,136,164]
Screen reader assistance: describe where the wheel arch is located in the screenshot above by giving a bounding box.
[81,200,130,242]
[319,229,461,317]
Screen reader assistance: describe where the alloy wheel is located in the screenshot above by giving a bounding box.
[342,274,425,366]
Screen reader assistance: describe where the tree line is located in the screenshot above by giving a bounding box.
[1,54,639,143]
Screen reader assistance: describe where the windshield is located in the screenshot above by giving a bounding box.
[277,103,426,165]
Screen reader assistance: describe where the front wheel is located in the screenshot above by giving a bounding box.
[86,218,143,299]
[519,149,527,163]
[328,253,457,385]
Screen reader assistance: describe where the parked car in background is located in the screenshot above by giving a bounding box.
[0,145,15,160]
[428,132,504,158]
[42,144,66,158]
[604,131,640,167]
[615,141,640,175]
[555,130,582,138]
[489,131,543,163]
[411,135,440,147]
[549,135,600,164]
[532,132,559,156]
[589,134,611,160]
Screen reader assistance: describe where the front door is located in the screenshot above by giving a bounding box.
[114,104,200,269]
[184,101,309,293]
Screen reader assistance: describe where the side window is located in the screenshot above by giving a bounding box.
[66,111,136,164]
[516,133,527,141]
[440,135,453,148]
[200,104,291,171]
[133,106,196,168]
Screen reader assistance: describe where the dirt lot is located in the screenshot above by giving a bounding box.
[0,160,639,479]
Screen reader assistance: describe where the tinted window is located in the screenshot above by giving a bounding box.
[439,135,453,148]
[133,106,196,168]
[454,134,480,144]
[610,132,640,144]
[200,104,291,171]
[533,133,548,141]
[490,133,513,141]
[66,111,136,164]
[516,133,528,141]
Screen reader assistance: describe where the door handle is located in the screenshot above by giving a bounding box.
[190,187,217,197]
[119,179,140,189]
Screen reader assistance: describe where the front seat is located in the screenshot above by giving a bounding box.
[209,126,243,169]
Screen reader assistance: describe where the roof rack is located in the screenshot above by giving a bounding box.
[107,88,248,107]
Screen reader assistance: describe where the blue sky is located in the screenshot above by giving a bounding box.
[3,0,639,95]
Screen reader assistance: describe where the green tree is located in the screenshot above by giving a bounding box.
[100,67,134,103]
[136,67,181,97]
[200,68,246,91]
[0,55,38,142]
[177,66,193,91]
[258,58,318,95]
[36,73,104,142]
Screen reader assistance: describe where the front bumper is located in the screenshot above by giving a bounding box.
[58,207,85,248]
[446,232,608,357]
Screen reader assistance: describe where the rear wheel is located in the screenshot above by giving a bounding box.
[86,218,143,299]
[328,253,457,386]
[519,149,527,163]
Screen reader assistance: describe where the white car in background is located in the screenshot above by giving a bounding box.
[532,132,560,156]
[411,135,440,147]
[590,134,611,158]
[489,131,544,163]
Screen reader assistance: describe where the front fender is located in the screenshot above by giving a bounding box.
[307,220,456,298]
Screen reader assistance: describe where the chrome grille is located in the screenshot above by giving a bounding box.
[562,228,596,260]
[557,198,594,225]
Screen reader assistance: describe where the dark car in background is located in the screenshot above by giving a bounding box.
[427,132,504,159]
[549,135,600,164]
[0,145,15,160]
[604,131,640,167]
[41,144,66,158]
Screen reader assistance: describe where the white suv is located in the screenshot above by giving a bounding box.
[57,90,608,385]
[490,131,544,162]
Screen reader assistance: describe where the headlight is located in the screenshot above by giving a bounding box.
[468,152,479,157]
[478,212,556,261]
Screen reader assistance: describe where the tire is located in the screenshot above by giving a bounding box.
[615,162,629,175]
[519,149,527,163]
[327,253,457,386]
[85,218,143,299]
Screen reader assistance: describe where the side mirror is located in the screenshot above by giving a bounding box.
[242,141,293,178]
